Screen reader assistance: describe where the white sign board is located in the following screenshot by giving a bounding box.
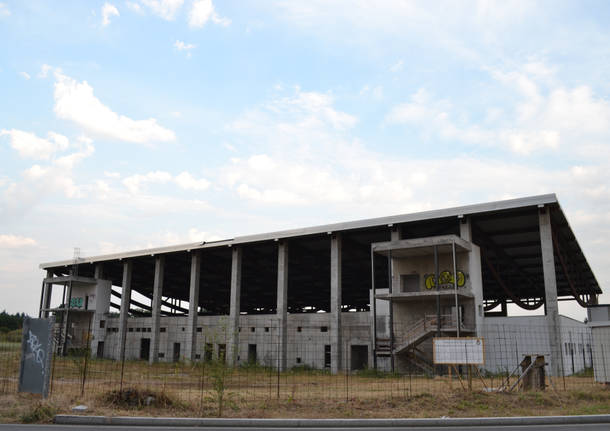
[433,337,485,365]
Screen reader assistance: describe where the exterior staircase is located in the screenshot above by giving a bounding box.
[375,314,475,373]
[393,314,454,355]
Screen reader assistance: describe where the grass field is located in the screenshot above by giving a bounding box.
[1,352,609,423]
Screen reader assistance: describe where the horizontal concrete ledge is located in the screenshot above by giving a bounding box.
[54,414,610,427]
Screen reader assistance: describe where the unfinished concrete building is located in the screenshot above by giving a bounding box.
[38,194,601,375]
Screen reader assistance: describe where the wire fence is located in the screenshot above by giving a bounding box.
[1,318,608,413]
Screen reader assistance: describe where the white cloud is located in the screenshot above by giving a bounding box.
[53,70,175,144]
[175,171,210,190]
[174,40,196,57]
[104,171,121,179]
[139,0,183,20]
[101,3,120,27]
[0,235,37,248]
[126,1,143,13]
[19,71,31,80]
[234,87,357,133]
[0,135,95,222]
[0,129,70,159]
[123,171,172,194]
[188,0,230,28]
[123,170,210,193]
[273,1,536,43]
[0,3,10,17]
[38,64,52,78]
[386,63,610,156]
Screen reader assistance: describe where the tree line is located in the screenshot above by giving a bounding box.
[0,310,28,332]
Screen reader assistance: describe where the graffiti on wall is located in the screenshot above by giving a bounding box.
[424,270,467,290]
[70,297,84,308]
[26,330,46,378]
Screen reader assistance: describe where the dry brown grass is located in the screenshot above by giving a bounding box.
[1,355,609,423]
[1,384,609,423]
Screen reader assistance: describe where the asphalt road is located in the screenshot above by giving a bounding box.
[1,425,609,431]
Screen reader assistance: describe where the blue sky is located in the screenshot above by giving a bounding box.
[1,1,609,319]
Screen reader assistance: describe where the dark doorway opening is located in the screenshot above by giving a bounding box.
[218,344,226,362]
[173,342,180,362]
[140,338,150,360]
[96,341,104,358]
[324,345,331,369]
[204,343,213,362]
[248,344,257,364]
[350,345,368,371]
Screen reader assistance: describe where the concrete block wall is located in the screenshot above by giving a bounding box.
[98,311,372,370]
[482,316,591,376]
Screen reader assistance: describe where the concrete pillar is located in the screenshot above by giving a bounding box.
[91,264,104,358]
[539,208,562,376]
[150,256,164,364]
[41,270,53,318]
[459,216,472,242]
[118,260,133,361]
[389,227,400,291]
[186,252,201,362]
[330,234,342,373]
[228,247,242,365]
[276,242,289,371]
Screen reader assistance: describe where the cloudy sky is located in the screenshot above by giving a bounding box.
[1,1,609,319]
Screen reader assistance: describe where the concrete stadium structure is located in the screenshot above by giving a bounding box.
[38,194,602,375]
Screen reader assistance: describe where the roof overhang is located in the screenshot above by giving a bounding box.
[40,193,558,269]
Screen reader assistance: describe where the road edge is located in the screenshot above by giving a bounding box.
[54,414,610,427]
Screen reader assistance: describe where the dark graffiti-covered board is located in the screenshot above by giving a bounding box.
[18,317,54,397]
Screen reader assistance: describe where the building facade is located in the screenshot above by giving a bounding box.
[39,194,602,375]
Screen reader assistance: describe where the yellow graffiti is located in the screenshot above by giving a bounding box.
[424,271,466,289]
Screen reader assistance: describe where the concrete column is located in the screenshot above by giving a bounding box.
[330,234,342,373]
[276,242,289,371]
[539,208,562,376]
[91,264,104,358]
[389,228,400,291]
[228,246,242,365]
[150,256,164,364]
[118,260,133,361]
[41,270,53,318]
[390,227,400,241]
[186,252,201,362]
[459,216,472,242]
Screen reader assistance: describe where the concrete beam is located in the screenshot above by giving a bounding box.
[330,234,342,373]
[539,208,562,376]
[228,247,242,365]
[276,242,288,371]
[118,260,133,361]
[186,252,201,362]
[150,256,164,364]
[43,275,99,285]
